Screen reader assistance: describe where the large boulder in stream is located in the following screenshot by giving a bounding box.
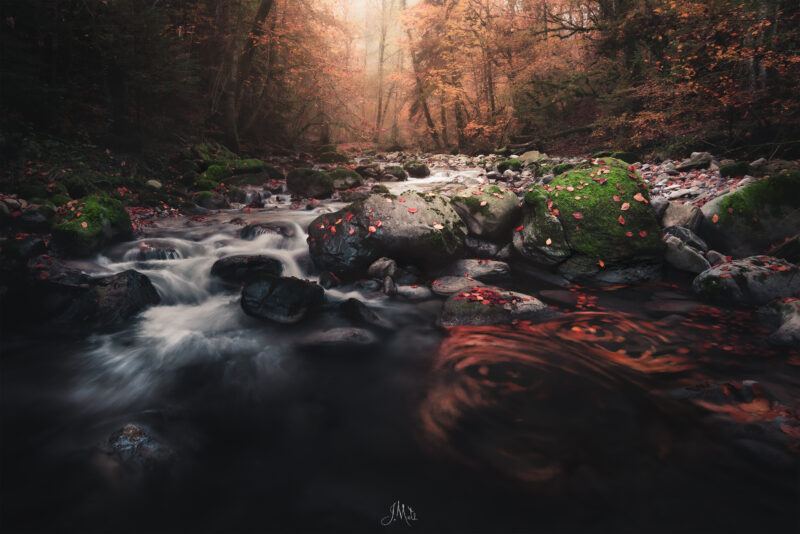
[450,186,521,241]
[699,170,800,257]
[287,168,335,199]
[211,255,283,285]
[514,158,663,284]
[438,286,557,326]
[692,256,800,305]
[307,191,466,278]
[52,194,132,257]
[241,276,324,324]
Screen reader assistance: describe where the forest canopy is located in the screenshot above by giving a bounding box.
[2,0,799,158]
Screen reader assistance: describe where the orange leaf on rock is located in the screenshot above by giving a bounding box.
[408,208,418,214]
[712,213,719,223]
[545,238,552,245]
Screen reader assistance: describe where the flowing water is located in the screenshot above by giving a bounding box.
[2,171,799,533]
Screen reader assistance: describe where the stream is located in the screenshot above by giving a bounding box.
[2,169,799,533]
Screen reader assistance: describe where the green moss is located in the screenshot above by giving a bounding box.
[371,184,390,194]
[48,193,72,207]
[195,191,216,203]
[497,159,523,173]
[194,142,236,163]
[196,178,220,191]
[542,158,661,263]
[63,175,92,198]
[453,192,491,216]
[553,163,575,175]
[52,194,132,257]
[318,151,350,164]
[591,150,614,158]
[200,164,232,182]
[535,165,554,178]
[328,167,363,189]
[287,168,335,198]
[719,161,752,178]
[717,170,800,228]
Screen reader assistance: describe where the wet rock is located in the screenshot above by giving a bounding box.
[513,188,571,267]
[241,276,324,323]
[287,168,334,198]
[19,207,52,232]
[451,186,521,241]
[96,423,174,484]
[431,276,486,297]
[378,166,408,182]
[439,287,556,326]
[449,259,510,282]
[699,170,800,257]
[650,197,669,221]
[145,179,163,189]
[663,226,708,252]
[757,299,800,347]
[240,222,296,241]
[765,235,800,264]
[706,250,727,266]
[339,298,394,331]
[307,191,466,278]
[404,161,431,178]
[137,243,180,261]
[663,235,710,273]
[211,255,283,284]
[464,236,502,258]
[355,163,381,179]
[328,167,364,190]
[661,201,703,232]
[194,191,229,210]
[676,152,713,171]
[56,270,161,330]
[692,256,800,305]
[296,328,378,355]
[383,275,397,296]
[367,257,398,279]
[396,285,433,300]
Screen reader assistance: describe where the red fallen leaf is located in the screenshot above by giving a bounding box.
[633,192,645,202]
[545,237,552,245]
[376,221,382,227]
[398,197,406,202]
[349,228,355,235]
[552,208,559,216]
[346,213,354,222]
[574,196,581,200]
[80,222,88,229]
[472,190,481,196]
[598,259,605,268]
[621,202,630,211]
[408,208,418,214]
[556,186,564,190]
[330,226,336,234]
[720,274,731,278]
[612,195,621,202]
[368,225,377,233]
[599,178,607,185]
[572,212,583,219]
[39,272,50,280]
[618,215,625,225]
[10,211,20,217]
[625,231,633,237]
[712,213,719,223]
[480,200,487,206]
[335,218,342,225]
[639,230,647,237]
[566,186,574,192]
[515,225,524,232]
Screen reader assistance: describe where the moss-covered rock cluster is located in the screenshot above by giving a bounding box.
[52,194,132,256]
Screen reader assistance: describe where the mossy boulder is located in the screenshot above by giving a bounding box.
[699,170,800,257]
[535,165,554,178]
[438,287,556,326]
[451,186,521,241]
[497,159,523,173]
[404,161,431,178]
[63,175,93,198]
[287,168,335,198]
[52,194,132,257]
[193,142,236,164]
[719,161,752,178]
[199,164,233,183]
[318,151,350,164]
[328,168,364,190]
[513,188,571,266]
[519,158,663,283]
[307,190,466,278]
[194,191,229,209]
[379,165,408,182]
[552,163,575,176]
